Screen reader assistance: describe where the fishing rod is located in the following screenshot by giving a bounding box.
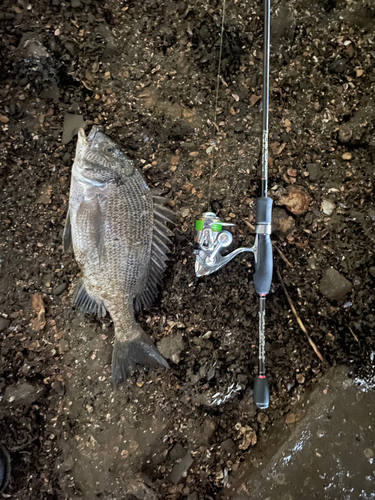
[194,0,273,409]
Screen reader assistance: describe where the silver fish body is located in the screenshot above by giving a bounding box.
[64,127,174,386]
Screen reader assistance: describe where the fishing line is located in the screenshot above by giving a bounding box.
[195,0,273,410]
[207,0,226,211]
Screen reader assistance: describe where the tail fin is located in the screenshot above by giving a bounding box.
[112,331,169,387]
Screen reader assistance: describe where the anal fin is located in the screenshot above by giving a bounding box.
[72,279,106,318]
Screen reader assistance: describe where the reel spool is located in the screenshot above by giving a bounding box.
[194,212,254,277]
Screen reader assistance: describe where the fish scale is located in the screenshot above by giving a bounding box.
[64,126,175,386]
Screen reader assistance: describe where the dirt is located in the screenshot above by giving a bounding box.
[0,0,374,499]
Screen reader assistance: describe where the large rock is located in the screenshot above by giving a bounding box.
[319,267,351,300]
[3,382,45,406]
[221,367,375,500]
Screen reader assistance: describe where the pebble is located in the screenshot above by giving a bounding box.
[169,443,186,461]
[157,332,184,364]
[180,208,190,218]
[220,438,236,456]
[272,207,295,235]
[329,58,347,74]
[0,115,9,124]
[53,282,67,295]
[296,374,305,384]
[321,199,335,216]
[319,267,352,301]
[342,152,352,160]
[338,124,352,143]
[369,267,375,278]
[307,163,322,182]
[0,318,10,332]
[285,413,297,425]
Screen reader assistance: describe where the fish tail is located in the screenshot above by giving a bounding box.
[111,327,169,387]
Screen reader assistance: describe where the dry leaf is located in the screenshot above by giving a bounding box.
[31,293,46,332]
[277,186,311,215]
[37,185,52,205]
[250,94,261,106]
[271,141,286,156]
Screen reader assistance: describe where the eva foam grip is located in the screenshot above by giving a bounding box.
[256,197,272,224]
[253,196,273,295]
[254,234,273,295]
[253,376,270,409]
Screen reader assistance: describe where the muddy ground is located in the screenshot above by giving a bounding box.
[0,0,375,498]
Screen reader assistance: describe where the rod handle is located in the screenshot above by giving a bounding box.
[253,375,270,409]
[254,234,273,295]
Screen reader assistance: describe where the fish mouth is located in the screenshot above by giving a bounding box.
[86,126,112,150]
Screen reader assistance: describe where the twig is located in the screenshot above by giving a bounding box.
[274,244,293,267]
[243,218,255,231]
[349,326,360,344]
[276,268,328,367]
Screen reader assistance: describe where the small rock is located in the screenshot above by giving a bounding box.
[307,163,322,182]
[321,199,335,216]
[329,58,347,74]
[168,452,194,484]
[319,267,352,301]
[272,207,295,236]
[285,413,296,425]
[53,282,67,295]
[0,318,10,332]
[296,374,305,384]
[62,114,87,145]
[342,152,352,160]
[0,115,9,124]
[59,339,69,354]
[181,208,190,218]
[169,443,186,461]
[369,267,375,278]
[157,332,184,364]
[3,382,45,406]
[364,448,374,459]
[338,124,352,144]
[63,152,71,166]
[220,438,236,456]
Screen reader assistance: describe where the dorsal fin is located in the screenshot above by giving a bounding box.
[134,194,175,312]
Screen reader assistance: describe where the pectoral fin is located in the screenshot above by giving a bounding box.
[76,194,105,263]
[63,208,73,253]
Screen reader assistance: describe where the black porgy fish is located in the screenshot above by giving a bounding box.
[63,127,174,386]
